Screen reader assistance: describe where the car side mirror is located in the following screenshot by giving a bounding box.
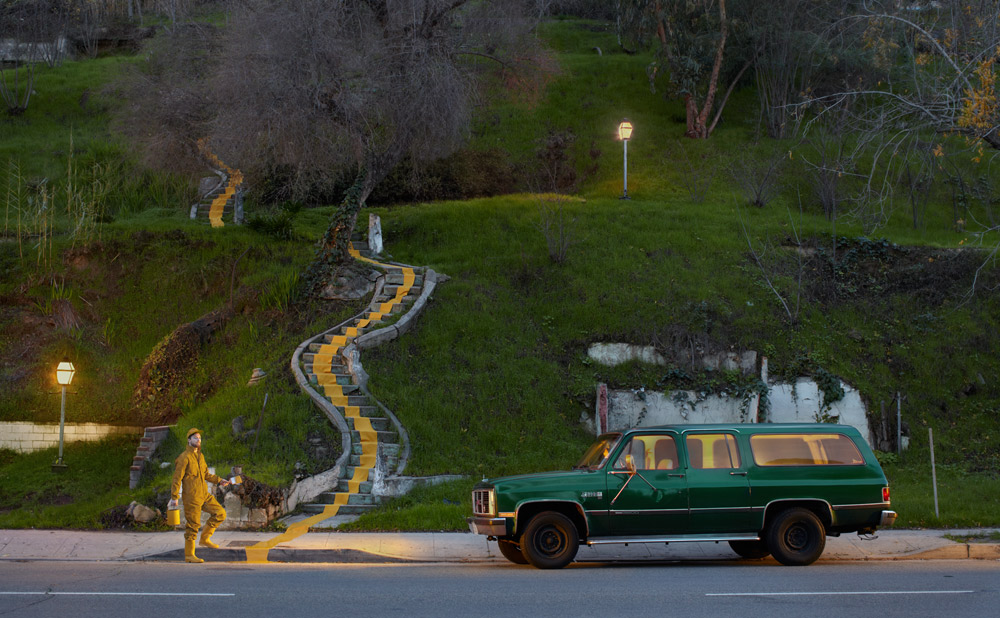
[624,454,637,474]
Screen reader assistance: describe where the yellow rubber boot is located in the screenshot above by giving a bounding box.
[200,528,220,550]
[184,539,204,563]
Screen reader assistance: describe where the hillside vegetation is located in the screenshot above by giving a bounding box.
[2,17,999,530]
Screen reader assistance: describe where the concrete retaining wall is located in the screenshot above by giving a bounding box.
[0,421,143,453]
[601,378,874,446]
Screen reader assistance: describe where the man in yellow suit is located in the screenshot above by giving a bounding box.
[168,428,230,563]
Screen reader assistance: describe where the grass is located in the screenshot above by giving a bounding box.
[0,436,154,528]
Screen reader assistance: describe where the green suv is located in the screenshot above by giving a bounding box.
[468,423,896,569]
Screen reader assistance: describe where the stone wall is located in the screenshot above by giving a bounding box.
[0,421,143,453]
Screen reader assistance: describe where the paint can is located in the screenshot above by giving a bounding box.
[166,506,180,526]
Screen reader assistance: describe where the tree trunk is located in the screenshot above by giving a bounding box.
[302,170,370,298]
[684,94,705,138]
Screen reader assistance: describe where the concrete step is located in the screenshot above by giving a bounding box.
[300,502,376,516]
[382,284,423,297]
[346,416,391,432]
[327,395,370,408]
[337,479,373,494]
[352,430,398,444]
[301,356,347,371]
[301,352,346,366]
[307,373,354,387]
[313,492,375,506]
[350,453,398,468]
[342,466,375,482]
[352,442,400,456]
[385,273,423,286]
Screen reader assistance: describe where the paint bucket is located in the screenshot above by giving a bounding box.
[166,507,180,526]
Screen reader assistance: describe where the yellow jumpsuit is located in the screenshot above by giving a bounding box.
[171,445,227,541]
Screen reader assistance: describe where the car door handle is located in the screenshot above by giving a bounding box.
[730,471,747,476]
[667,473,685,478]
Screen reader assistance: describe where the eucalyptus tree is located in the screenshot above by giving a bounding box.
[617,0,753,139]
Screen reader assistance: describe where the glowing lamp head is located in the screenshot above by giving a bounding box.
[56,358,75,386]
[618,119,633,141]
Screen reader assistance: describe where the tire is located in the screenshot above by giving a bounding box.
[497,539,528,565]
[765,507,826,566]
[728,540,770,560]
[520,511,579,569]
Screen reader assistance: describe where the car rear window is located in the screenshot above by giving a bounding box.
[750,433,865,466]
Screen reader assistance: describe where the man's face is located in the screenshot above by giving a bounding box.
[188,433,201,448]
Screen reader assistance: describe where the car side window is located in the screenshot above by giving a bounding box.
[686,434,741,469]
[613,435,677,470]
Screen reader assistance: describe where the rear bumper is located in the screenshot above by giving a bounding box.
[467,516,508,536]
[880,510,898,527]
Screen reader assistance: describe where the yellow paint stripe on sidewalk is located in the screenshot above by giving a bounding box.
[315,373,341,386]
[246,502,343,563]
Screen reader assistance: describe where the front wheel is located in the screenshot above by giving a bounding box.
[728,540,770,560]
[766,507,826,566]
[496,539,528,564]
[520,511,579,569]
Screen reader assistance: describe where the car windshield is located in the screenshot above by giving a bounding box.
[574,434,622,469]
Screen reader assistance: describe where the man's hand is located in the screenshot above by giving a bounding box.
[168,499,178,509]
[219,479,230,488]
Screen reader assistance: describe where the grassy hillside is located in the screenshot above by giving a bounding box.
[2,19,999,530]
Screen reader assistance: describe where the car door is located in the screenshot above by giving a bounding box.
[684,432,754,533]
[607,433,689,536]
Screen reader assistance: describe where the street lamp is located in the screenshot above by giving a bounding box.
[52,358,75,472]
[618,119,633,199]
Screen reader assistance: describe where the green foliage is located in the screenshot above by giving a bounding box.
[339,479,475,532]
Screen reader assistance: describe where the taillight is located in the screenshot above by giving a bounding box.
[882,486,890,502]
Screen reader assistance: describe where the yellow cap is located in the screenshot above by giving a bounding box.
[187,427,202,439]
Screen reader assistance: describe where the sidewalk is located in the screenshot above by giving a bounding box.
[0,528,998,564]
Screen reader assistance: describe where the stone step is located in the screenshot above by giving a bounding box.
[382,284,423,297]
[327,395,370,408]
[346,416,391,432]
[352,430,398,444]
[301,358,346,372]
[196,202,234,213]
[336,325,374,338]
[337,479,373,494]
[300,502,377,516]
[301,355,347,370]
[385,273,424,286]
[307,373,355,387]
[350,453,398,468]
[352,442,401,456]
[313,492,375,506]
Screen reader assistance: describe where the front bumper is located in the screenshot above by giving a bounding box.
[880,510,898,527]
[467,516,508,536]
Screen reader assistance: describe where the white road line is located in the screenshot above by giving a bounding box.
[0,592,235,597]
[707,591,974,597]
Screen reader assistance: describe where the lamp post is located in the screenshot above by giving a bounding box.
[52,358,75,472]
[618,119,633,199]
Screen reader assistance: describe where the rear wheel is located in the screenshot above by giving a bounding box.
[496,539,528,564]
[520,511,579,569]
[728,540,770,560]
[766,507,826,566]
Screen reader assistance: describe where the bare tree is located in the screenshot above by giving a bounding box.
[207,0,543,296]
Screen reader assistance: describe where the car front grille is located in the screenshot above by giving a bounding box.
[472,488,495,516]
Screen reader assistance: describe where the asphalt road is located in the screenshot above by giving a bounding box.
[1,560,998,617]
